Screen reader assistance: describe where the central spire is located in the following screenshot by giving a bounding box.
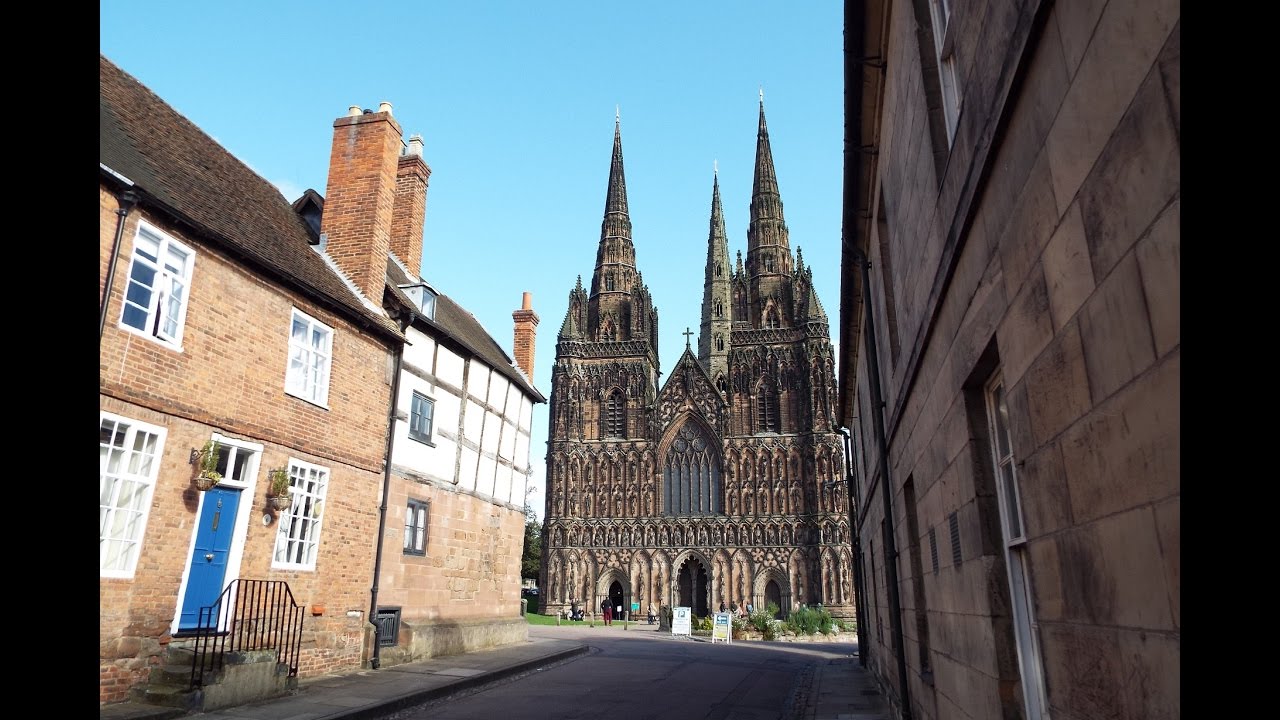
[747,91,791,284]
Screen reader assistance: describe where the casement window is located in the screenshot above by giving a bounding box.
[404,499,429,555]
[603,388,626,439]
[100,412,165,577]
[119,221,194,348]
[928,0,961,142]
[271,459,329,570]
[409,392,435,444]
[285,308,332,407]
[985,372,1048,720]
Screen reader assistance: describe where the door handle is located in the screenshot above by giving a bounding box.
[205,553,214,561]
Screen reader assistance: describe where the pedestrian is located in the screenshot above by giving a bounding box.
[600,596,612,625]
[719,600,727,613]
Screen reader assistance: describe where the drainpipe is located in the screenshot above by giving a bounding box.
[368,313,409,670]
[100,187,140,338]
[836,426,870,668]
[854,243,912,719]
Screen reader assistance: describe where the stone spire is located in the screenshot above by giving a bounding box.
[746,93,793,327]
[586,112,643,342]
[699,167,732,387]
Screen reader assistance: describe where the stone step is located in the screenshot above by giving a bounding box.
[128,682,203,711]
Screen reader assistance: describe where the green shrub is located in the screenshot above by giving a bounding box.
[783,604,837,635]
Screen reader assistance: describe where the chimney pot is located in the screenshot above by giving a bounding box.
[522,291,532,310]
[348,105,362,117]
[379,101,394,115]
[406,134,424,157]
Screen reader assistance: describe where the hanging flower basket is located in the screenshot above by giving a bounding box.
[269,495,293,511]
[193,440,223,491]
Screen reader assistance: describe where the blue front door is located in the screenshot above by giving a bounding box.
[180,485,240,630]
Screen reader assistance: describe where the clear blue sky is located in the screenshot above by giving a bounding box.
[101,1,845,521]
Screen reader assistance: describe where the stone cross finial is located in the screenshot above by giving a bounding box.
[683,327,693,348]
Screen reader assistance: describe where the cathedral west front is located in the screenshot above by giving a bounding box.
[539,98,854,622]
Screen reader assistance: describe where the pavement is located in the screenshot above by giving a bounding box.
[100,623,893,720]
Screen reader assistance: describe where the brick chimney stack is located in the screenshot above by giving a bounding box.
[512,291,539,380]
[390,134,430,278]
[321,102,403,301]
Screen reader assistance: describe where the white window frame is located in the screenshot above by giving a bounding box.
[985,372,1049,720]
[285,308,333,408]
[271,458,330,571]
[118,220,195,349]
[928,0,961,143]
[100,411,166,578]
[404,498,429,555]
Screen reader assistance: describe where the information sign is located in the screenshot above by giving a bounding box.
[711,612,732,643]
[672,606,692,636]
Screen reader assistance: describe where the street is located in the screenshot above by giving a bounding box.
[380,623,857,720]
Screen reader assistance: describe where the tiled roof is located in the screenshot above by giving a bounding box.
[99,54,401,341]
[386,260,545,403]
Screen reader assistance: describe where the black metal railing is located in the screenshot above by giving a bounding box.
[188,579,305,687]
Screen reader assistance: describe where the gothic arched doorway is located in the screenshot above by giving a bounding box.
[765,579,783,618]
[609,581,625,622]
[677,557,710,617]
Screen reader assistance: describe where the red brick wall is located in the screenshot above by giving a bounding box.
[100,184,395,702]
[511,293,539,379]
[321,110,402,301]
[390,153,429,276]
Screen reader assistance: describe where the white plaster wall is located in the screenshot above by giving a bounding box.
[457,445,478,492]
[436,345,464,388]
[467,364,489,404]
[403,333,436,372]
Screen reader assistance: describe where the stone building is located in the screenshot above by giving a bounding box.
[838,1,1179,718]
[539,105,853,622]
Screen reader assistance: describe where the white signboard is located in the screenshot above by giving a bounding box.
[712,612,733,643]
[672,606,692,636]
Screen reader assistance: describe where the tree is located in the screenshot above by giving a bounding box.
[520,496,541,582]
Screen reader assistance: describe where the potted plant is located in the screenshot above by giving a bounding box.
[194,440,223,491]
[267,467,293,510]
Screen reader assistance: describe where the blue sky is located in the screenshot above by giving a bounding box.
[101,1,845,520]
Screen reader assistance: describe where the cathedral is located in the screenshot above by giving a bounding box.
[539,99,854,622]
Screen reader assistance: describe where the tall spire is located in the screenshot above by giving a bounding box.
[602,110,631,233]
[699,167,732,382]
[746,92,793,328]
[588,111,645,342]
[750,91,785,237]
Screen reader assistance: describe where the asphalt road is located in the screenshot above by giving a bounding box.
[380,623,857,720]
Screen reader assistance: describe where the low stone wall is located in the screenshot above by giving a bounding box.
[374,617,529,668]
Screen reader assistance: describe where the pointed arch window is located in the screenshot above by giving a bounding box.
[715,334,724,351]
[763,254,775,272]
[605,273,616,291]
[756,381,780,433]
[603,388,626,439]
[764,306,780,330]
[662,424,721,515]
[714,301,723,318]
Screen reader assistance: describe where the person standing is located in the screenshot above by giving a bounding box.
[600,596,612,625]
